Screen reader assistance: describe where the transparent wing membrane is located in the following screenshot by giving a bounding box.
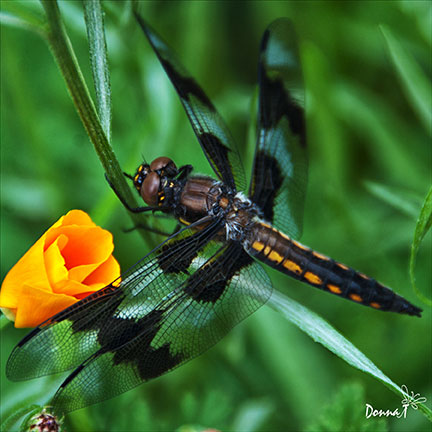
[250,19,308,239]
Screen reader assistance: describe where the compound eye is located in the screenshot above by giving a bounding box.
[133,164,151,190]
[136,163,151,176]
[150,157,176,173]
[141,171,160,206]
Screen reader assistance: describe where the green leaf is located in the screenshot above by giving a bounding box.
[231,400,273,432]
[409,186,432,306]
[381,25,432,135]
[83,0,112,143]
[305,382,388,432]
[268,291,432,421]
[364,181,420,219]
[0,404,41,432]
[0,313,12,330]
[0,2,45,36]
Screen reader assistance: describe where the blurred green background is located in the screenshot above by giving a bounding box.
[1,1,431,431]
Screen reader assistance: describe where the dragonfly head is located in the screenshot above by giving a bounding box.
[133,157,178,206]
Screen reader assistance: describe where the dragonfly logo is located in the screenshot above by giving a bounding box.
[365,385,427,419]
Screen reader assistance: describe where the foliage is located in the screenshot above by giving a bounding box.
[1,1,430,431]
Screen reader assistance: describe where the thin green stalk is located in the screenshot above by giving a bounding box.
[410,186,432,306]
[83,0,111,143]
[40,0,151,243]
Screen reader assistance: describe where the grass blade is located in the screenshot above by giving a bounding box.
[364,181,419,218]
[40,0,151,242]
[83,0,112,142]
[268,291,432,421]
[409,186,432,306]
[381,25,432,135]
[0,2,45,32]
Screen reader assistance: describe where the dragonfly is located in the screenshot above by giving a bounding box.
[7,13,422,413]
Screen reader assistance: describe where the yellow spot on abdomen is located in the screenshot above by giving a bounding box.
[370,302,381,309]
[337,263,349,271]
[350,293,363,302]
[282,259,302,275]
[327,284,342,294]
[263,246,272,256]
[252,241,265,252]
[304,272,322,285]
[267,250,284,264]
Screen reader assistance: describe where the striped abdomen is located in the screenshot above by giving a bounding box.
[245,221,421,316]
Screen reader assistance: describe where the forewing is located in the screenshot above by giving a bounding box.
[7,222,272,413]
[6,221,222,382]
[52,243,271,412]
[250,18,308,239]
[135,12,246,192]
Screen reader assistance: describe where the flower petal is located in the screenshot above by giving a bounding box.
[84,254,121,287]
[44,234,69,289]
[0,236,50,309]
[1,209,121,328]
[14,284,77,328]
[54,279,100,296]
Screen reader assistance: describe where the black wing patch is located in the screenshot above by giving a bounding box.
[250,18,308,239]
[135,12,245,192]
[7,222,271,412]
[52,243,270,412]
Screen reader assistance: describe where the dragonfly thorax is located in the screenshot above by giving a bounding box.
[224,192,260,241]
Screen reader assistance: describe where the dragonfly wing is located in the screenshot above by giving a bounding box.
[250,18,308,239]
[6,221,221,381]
[52,242,271,412]
[135,12,246,192]
[7,221,272,412]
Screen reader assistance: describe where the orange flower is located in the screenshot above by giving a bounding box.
[0,210,120,328]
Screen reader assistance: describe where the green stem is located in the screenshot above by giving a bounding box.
[40,0,152,243]
[83,0,112,143]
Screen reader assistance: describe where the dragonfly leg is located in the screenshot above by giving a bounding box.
[105,173,158,213]
[176,164,193,181]
[123,223,173,236]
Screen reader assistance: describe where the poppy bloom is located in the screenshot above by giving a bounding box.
[0,210,120,328]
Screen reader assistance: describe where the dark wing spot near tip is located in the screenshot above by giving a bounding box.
[108,309,182,381]
[184,246,253,303]
[56,309,181,394]
[259,68,306,147]
[160,58,214,109]
[252,150,283,223]
[137,343,183,380]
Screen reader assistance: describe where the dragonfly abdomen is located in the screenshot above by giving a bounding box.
[246,221,421,316]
